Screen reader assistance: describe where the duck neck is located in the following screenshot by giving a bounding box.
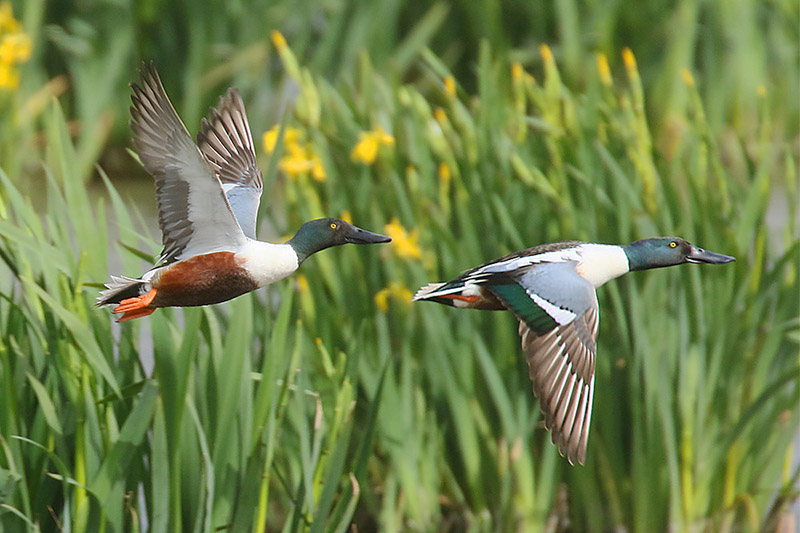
[622,240,671,271]
[288,233,332,264]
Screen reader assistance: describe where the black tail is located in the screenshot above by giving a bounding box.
[412,282,459,306]
[96,276,145,307]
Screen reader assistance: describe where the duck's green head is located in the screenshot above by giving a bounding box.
[289,218,391,263]
[623,237,735,271]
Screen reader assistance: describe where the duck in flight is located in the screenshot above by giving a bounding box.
[413,237,735,464]
[98,63,390,321]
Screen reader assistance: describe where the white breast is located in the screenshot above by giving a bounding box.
[574,244,630,287]
[239,240,300,287]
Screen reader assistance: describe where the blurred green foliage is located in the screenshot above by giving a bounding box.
[0,0,798,531]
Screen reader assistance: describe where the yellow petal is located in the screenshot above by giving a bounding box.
[374,282,412,312]
[279,153,311,175]
[0,61,18,90]
[296,274,309,293]
[596,53,612,87]
[284,126,301,146]
[443,75,456,98]
[383,218,421,260]
[511,62,524,82]
[287,141,306,157]
[10,33,31,62]
[438,162,451,184]
[0,2,20,34]
[680,68,695,87]
[262,127,279,153]
[377,127,395,146]
[622,47,637,73]
[311,155,326,182]
[263,125,302,154]
[271,30,287,51]
[392,284,413,303]
[0,37,14,64]
[539,44,553,64]
[374,288,389,312]
[351,134,379,164]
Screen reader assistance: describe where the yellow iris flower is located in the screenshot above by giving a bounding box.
[0,2,31,91]
[383,218,421,260]
[263,125,326,182]
[351,125,395,165]
[374,282,413,312]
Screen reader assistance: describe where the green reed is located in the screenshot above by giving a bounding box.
[0,1,798,531]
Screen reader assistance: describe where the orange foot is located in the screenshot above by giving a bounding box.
[114,288,158,322]
[118,307,157,322]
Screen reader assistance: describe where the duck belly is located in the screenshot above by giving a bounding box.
[150,252,259,307]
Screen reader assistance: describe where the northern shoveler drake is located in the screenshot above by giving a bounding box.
[413,238,735,465]
[97,63,390,321]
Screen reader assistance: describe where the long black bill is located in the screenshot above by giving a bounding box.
[686,245,736,265]
[346,225,392,244]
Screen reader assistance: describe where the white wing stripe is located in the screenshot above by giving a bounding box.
[529,292,576,325]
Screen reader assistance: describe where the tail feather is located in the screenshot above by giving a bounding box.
[96,276,145,307]
[412,282,448,301]
[412,282,470,306]
[414,280,497,309]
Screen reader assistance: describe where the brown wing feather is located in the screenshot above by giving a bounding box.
[519,307,598,465]
[196,88,263,189]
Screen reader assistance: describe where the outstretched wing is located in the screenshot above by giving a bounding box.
[196,89,263,239]
[486,261,599,465]
[130,63,246,264]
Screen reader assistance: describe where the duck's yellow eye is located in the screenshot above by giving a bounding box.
[330,223,337,229]
[669,241,677,248]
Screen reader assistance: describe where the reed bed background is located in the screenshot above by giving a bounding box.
[0,0,798,531]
